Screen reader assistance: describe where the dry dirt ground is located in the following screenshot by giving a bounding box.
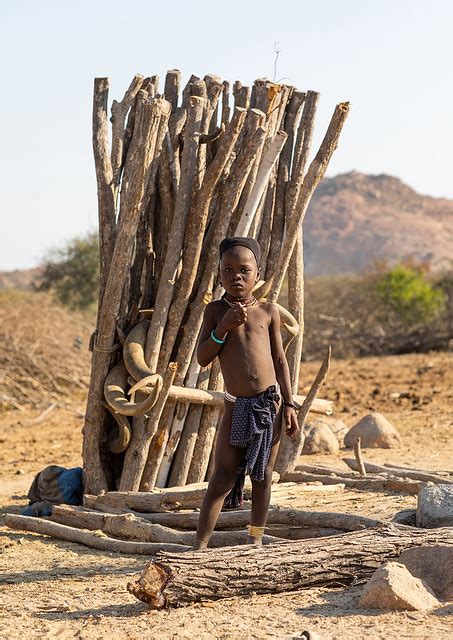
[1,351,452,639]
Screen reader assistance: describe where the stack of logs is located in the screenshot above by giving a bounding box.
[82,69,350,496]
[6,479,380,555]
[6,466,453,609]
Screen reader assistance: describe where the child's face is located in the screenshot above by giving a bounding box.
[220,246,259,296]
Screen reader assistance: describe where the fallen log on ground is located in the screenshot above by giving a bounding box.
[127,524,453,608]
[86,479,346,514]
[295,463,365,477]
[50,506,280,547]
[343,458,453,484]
[4,513,189,554]
[382,462,453,477]
[89,485,208,513]
[282,471,422,494]
[80,504,383,531]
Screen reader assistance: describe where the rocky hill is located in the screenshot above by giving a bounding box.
[304,171,453,275]
[1,173,452,284]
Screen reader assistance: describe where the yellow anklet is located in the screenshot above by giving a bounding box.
[247,525,265,538]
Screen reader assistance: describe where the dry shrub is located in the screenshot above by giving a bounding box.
[0,290,93,411]
[303,270,452,360]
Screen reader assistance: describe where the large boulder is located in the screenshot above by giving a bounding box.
[399,545,453,601]
[416,484,453,528]
[307,417,349,448]
[359,562,440,611]
[344,412,402,449]
[302,422,339,455]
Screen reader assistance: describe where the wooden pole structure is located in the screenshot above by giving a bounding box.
[83,71,350,494]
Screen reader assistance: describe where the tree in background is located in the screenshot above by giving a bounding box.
[375,264,446,324]
[39,232,99,310]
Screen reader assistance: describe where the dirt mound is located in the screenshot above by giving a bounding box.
[0,290,93,411]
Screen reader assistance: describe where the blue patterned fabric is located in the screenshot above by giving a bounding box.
[229,385,280,481]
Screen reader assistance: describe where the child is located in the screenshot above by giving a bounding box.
[194,236,299,549]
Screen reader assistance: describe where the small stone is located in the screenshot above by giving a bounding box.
[307,417,349,448]
[302,422,339,455]
[399,545,453,601]
[359,562,440,611]
[416,484,453,528]
[391,509,416,526]
[344,412,402,449]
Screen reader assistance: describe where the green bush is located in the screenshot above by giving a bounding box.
[39,232,99,310]
[375,264,445,323]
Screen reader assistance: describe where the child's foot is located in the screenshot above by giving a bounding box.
[247,535,263,545]
[192,539,208,550]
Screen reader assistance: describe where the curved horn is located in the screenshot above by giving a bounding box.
[276,303,299,336]
[104,361,163,416]
[102,401,132,453]
[274,302,300,351]
[123,320,152,381]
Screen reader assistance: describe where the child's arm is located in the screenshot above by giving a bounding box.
[196,301,246,367]
[269,304,299,438]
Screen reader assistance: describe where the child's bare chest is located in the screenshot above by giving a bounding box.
[220,306,271,345]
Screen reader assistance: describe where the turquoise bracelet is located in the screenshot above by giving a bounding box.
[210,329,225,345]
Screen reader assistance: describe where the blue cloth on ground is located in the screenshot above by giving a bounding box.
[21,465,84,517]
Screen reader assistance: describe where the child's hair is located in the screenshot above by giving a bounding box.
[219,237,261,265]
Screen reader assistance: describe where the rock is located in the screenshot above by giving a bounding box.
[416,484,453,528]
[359,562,440,611]
[391,509,416,526]
[307,417,349,448]
[399,546,453,601]
[302,422,339,455]
[344,412,402,449]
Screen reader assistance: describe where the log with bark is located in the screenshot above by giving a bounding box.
[282,471,422,494]
[50,506,280,547]
[81,500,382,531]
[127,524,453,608]
[343,458,453,484]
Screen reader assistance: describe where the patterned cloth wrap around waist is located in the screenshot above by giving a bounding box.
[227,384,280,481]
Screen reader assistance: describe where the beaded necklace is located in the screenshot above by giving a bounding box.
[223,293,257,308]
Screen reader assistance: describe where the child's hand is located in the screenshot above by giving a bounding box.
[283,406,299,440]
[217,303,247,333]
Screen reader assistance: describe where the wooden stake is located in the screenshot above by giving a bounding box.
[354,437,367,476]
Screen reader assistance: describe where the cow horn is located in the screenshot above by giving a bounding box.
[104,361,163,416]
[123,320,153,382]
[102,401,132,453]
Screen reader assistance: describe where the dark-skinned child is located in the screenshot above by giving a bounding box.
[193,237,299,549]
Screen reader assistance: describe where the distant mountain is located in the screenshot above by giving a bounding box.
[1,173,452,287]
[304,171,453,275]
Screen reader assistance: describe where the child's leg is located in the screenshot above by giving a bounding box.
[194,401,243,549]
[249,407,282,544]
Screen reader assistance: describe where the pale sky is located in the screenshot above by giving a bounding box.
[1,0,452,270]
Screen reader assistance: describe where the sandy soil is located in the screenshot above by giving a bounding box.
[1,351,452,639]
